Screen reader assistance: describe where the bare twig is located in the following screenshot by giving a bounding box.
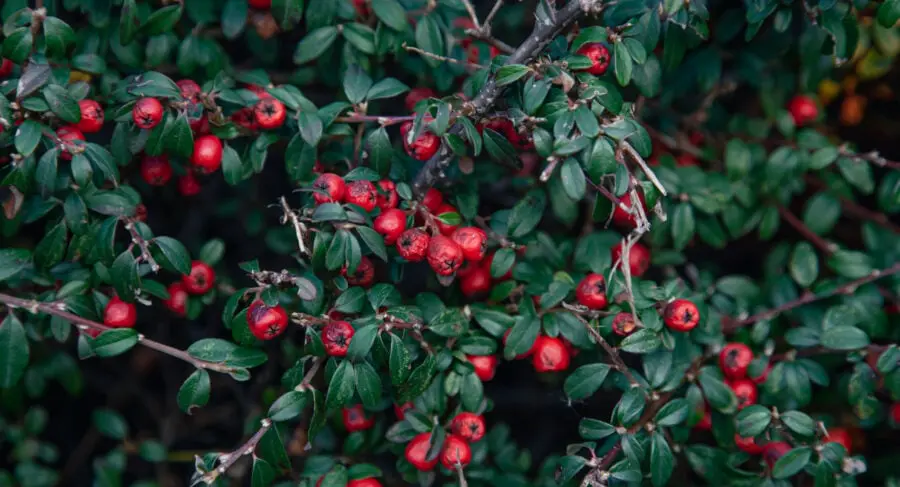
[805,175,900,234]
[573,310,642,390]
[198,418,273,484]
[621,141,668,197]
[334,114,417,126]
[123,218,160,272]
[777,205,837,256]
[279,196,309,256]
[402,42,485,69]
[460,0,481,29]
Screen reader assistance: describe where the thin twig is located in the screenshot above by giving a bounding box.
[804,175,900,234]
[459,0,481,29]
[573,310,642,390]
[334,114,417,126]
[776,205,837,255]
[621,141,668,197]
[483,0,505,29]
[199,418,273,484]
[279,197,309,256]
[123,218,161,272]
[402,43,485,69]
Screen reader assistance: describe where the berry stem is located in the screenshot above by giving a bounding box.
[279,197,310,256]
[776,205,837,256]
[200,418,273,484]
[573,310,643,390]
[805,175,900,234]
[122,217,161,273]
[769,343,888,362]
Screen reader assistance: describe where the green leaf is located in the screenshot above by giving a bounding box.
[199,239,225,266]
[671,203,695,250]
[560,158,586,200]
[3,29,32,64]
[772,446,812,479]
[92,328,139,357]
[495,65,530,86]
[428,308,468,337]
[142,5,183,36]
[35,148,59,198]
[614,41,633,86]
[654,398,689,426]
[43,84,81,123]
[878,0,900,27]
[414,15,444,68]
[271,0,303,29]
[177,369,211,414]
[389,333,410,386]
[357,227,387,262]
[650,433,674,487]
[698,369,737,413]
[564,363,610,400]
[42,17,75,58]
[489,248,515,278]
[294,26,339,64]
[268,391,307,422]
[503,316,540,359]
[92,409,128,439]
[326,360,356,410]
[735,404,771,437]
[827,250,873,279]
[507,189,546,238]
[120,0,140,44]
[355,361,382,409]
[111,251,139,302]
[366,78,409,101]
[0,315,29,388]
[371,0,407,31]
[335,287,366,313]
[347,324,378,361]
[0,249,32,282]
[781,410,816,437]
[15,120,43,156]
[578,418,616,439]
[820,326,869,351]
[789,242,818,287]
[164,114,194,158]
[34,222,67,269]
[460,371,483,411]
[367,127,393,178]
[396,355,436,403]
[725,138,751,179]
[221,0,248,38]
[152,237,192,275]
[619,328,662,354]
[343,64,373,105]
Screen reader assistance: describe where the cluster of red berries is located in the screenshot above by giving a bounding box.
[405,411,486,472]
[231,85,287,132]
[717,342,766,410]
[50,98,104,161]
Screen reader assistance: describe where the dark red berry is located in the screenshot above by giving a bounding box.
[376,179,399,210]
[104,296,137,328]
[394,402,414,420]
[460,267,491,297]
[694,407,712,430]
[576,42,611,76]
[248,0,271,8]
[140,155,172,186]
[322,320,355,357]
[451,412,486,443]
[177,79,202,99]
[664,299,700,332]
[611,241,651,277]
[345,180,378,212]
[76,99,104,133]
[342,256,375,288]
[348,478,381,487]
[342,404,374,432]
[132,97,164,129]
[787,95,818,126]
[421,188,443,213]
[56,126,85,161]
[889,403,900,424]
[246,300,288,340]
[427,235,463,276]
[826,427,852,453]
[729,378,758,409]
[405,433,438,471]
[400,121,440,161]
[611,312,637,337]
[254,98,286,129]
[178,174,201,196]
[191,135,223,173]
[763,442,791,469]
[576,273,607,310]
[719,343,753,380]
[397,228,429,262]
[232,107,258,131]
[532,336,571,373]
[450,227,487,262]
[479,117,517,142]
[352,0,370,17]
[374,208,407,245]
[467,354,497,381]
[676,154,698,167]
[405,87,436,111]
[735,434,763,455]
[163,282,188,316]
[503,328,538,359]
[0,58,13,77]
[182,261,215,295]
[439,435,472,470]
[612,191,647,229]
[312,173,346,204]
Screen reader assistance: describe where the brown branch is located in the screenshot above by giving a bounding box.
[804,175,900,234]
[333,114,417,126]
[776,205,837,256]
[574,311,642,390]
[200,418,273,484]
[123,218,161,273]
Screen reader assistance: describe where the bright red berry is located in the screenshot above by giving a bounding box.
[576,273,608,310]
[56,126,85,161]
[451,412,486,443]
[347,479,381,487]
[132,97,164,129]
[611,312,637,337]
[312,173,345,204]
[375,179,398,210]
[532,336,571,373]
[248,0,271,8]
[400,121,440,161]
[178,174,201,196]
[140,155,172,186]
[246,300,288,340]
[232,107,258,131]
[434,203,460,236]
[460,267,491,298]
[664,299,700,332]
[342,256,375,287]
[0,58,13,77]
[826,427,852,453]
[576,42,611,76]
[345,180,378,212]
[322,320,355,357]
[176,79,202,99]
[374,208,407,245]
[254,98,286,129]
[405,433,439,471]
[612,191,647,229]
[467,354,497,381]
[611,241,650,277]
[503,328,538,359]
[729,378,758,410]
[735,434,764,455]
[76,99,104,133]
[440,435,472,470]
[163,282,188,316]
[191,135,223,173]
[421,188,443,213]
[787,95,819,126]
[104,296,137,328]
[762,442,791,469]
[182,260,215,295]
[719,343,754,380]
[342,404,374,432]
[427,235,464,276]
[394,402,414,420]
[397,229,430,262]
[405,87,436,111]
[450,227,487,262]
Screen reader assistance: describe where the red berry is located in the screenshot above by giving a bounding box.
[163,282,188,316]
[347,479,381,487]
[576,43,611,76]
[104,296,137,328]
[132,97,164,129]
[394,402,414,420]
[451,412,486,443]
[182,260,215,295]
[440,434,472,470]
[532,336,571,373]
[612,191,647,229]
[254,98,286,129]
[503,328,538,359]
[611,241,651,277]
[826,427,852,453]
[191,135,223,173]
[342,404,374,432]
[664,299,700,332]
[719,343,754,380]
[375,179,398,210]
[322,320,355,357]
[729,378,758,410]
[400,121,440,161]
[421,188,443,213]
[405,87,436,111]
[176,79,202,99]
[312,173,346,204]
[787,95,819,126]
[694,407,712,430]
[0,58,13,77]
[467,355,497,381]
[450,227,487,262]
[479,118,517,142]
[460,267,491,298]
[134,204,147,222]
[178,173,201,196]
[76,99,104,133]
[374,208,407,245]
[232,107,258,131]
[248,0,271,8]
[351,0,370,17]
[342,256,375,288]
[56,126,85,161]
[676,154,698,167]
[735,434,764,455]
[187,108,209,134]
[434,203,460,236]
[246,300,288,340]
[750,363,771,384]
[484,250,513,281]
[890,403,900,424]
[397,228,430,262]
[247,84,272,99]
[405,433,439,471]
[576,273,608,310]
[762,442,791,469]
[140,155,173,186]
[427,235,464,276]
[345,180,378,212]
[611,312,637,337]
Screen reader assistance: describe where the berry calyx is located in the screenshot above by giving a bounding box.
[611,312,637,337]
[576,273,608,310]
[104,296,137,328]
[787,95,819,126]
[246,300,288,340]
[191,135,223,173]
[375,179,398,210]
[532,336,571,372]
[397,228,430,262]
[734,434,763,455]
[762,442,791,469]
[176,79,202,99]
[56,126,85,161]
[163,282,188,316]
[467,354,497,381]
[503,328,538,359]
[440,435,472,470]
[400,121,440,161]
[460,267,491,297]
[76,99,104,133]
[421,188,443,213]
[140,155,173,186]
[576,42,611,76]
[345,180,378,212]
[342,256,375,288]
[451,412,486,443]
[663,298,700,332]
[254,98,286,129]
[312,173,346,204]
[611,241,651,277]
[374,208,407,245]
[450,227,488,262]
[427,235,464,276]
[826,427,852,453]
[132,97,164,129]
[729,378,758,409]
[405,87,436,111]
[322,320,355,357]
[719,343,753,380]
[405,433,439,471]
[178,174,201,196]
[342,404,374,432]
[182,260,215,295]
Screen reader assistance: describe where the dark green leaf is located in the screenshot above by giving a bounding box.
[177,369,211,414]
[0,315,29,388]
[564,363,610,400]
[772,447,812,479]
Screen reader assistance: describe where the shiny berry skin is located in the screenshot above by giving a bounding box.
[405,87,436,111]
[405,433,439,471]
[342,404,374,432]
[435,203,460,236]
[503,328,538,359]
[890,403,900,424]
[132,97,164,129]
[787,95,819,126]
[735,434,764,455]
[427,235,464,276]
[576,273,608,310]
[460,267,491,298]
[400,121,440,161]
[347,479,381,487]
[342,256,375,287]
[451,412,486,442]
[421,188,443,212]
[532,336,571,372]
[322,320,354,357]
[56,126,85,161]
[484,250,513,281]
[178,174,201,196]
[762,442,791,469]
[246,300,288,340]
[374,208,407,245]
[664,299,700,332]
[345,180,378,212]
[451,227,487,262]
[612,191,647,229]
[140,155,172,186]
[177,79,202,99]
[104,296,137,328]
[76,99,104,133]
[191,135,223,173]
[719,343,754,380]
[467,354,497,381]
[440,435,472,470]
[826,427,852,453]
[254,98,286,129]
[611,312,637,337]
[312,173,345,204]
[576,42,611,76]
[182,260,215,295]
[729,379,758,410]
[248,0,271,8]
[163,282,188,316]
[394,402,414,420]
[397,228,430,262]
[611,241,650,277]
[376,179,398,210]
[0,58,13,77]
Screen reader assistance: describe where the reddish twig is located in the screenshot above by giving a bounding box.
[776,205,838,255]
